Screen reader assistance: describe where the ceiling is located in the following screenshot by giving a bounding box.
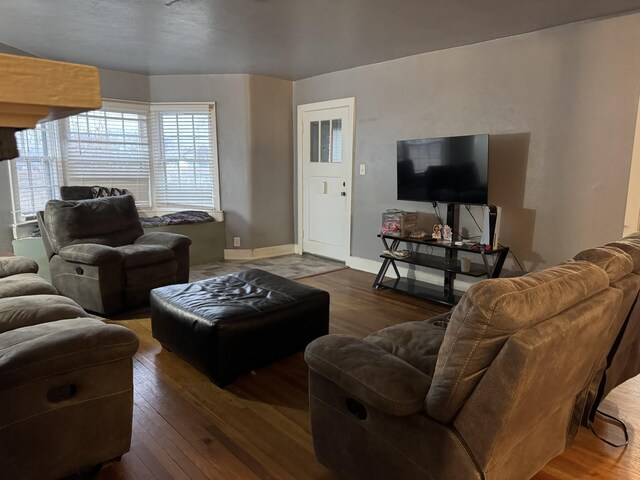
[1,0,640,81]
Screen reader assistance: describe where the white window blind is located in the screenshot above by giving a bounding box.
[63,102,151,206]
[11,122,62,221]
[150,104,219,210]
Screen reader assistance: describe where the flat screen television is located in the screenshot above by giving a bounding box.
[397,134,489,205]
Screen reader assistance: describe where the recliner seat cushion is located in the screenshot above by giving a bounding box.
[115,244,175,268]
[427,261,610,423]
[365,313,451,377]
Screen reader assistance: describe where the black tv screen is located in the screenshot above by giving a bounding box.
[397,134,489,205]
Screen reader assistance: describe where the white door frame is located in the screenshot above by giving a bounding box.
[296,97,356,258]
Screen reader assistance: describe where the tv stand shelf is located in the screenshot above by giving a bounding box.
[380,250,488,277]
[373,233,509,306]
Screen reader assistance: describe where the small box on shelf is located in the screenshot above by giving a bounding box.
[381,209,418,237]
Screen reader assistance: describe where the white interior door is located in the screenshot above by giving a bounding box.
[298,99,355,261]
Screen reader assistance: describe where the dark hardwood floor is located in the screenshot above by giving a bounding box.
[102,269,640,479]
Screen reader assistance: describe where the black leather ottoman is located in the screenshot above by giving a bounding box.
[150,269,330,386]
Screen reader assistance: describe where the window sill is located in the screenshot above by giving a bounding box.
[11,210,225,241]
[12,220,38,240]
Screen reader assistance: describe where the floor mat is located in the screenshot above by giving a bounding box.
[189,254,347,282]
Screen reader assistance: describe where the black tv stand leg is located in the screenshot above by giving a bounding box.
[374,238,401,288]
[490,248,510,278]
[374,257,392,287]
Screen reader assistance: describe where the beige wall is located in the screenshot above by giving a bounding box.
[249,75,294,248]
[293,13,640,269]
[623,94,640,236]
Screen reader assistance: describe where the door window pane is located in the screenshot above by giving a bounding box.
[310,121,319,163]
[331,119,342,163]
[321,120,330,163]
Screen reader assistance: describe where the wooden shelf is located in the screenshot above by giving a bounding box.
[0,53,102,129]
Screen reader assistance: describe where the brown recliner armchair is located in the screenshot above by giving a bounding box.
[305,256,632,480]
[38,195,192,315]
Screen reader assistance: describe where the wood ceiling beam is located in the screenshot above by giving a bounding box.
[0,53,101,129]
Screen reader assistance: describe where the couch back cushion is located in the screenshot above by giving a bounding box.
[607,233,640,274]
[426,260,610,423]
[44,195,143,252]
[573,245,633,282]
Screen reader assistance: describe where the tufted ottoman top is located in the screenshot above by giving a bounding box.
[151,268,328,325]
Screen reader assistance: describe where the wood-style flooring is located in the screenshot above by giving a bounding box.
[101,269,640,480]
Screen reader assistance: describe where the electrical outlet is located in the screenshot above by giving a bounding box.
[233,237,241,247]
[359,164,366,175]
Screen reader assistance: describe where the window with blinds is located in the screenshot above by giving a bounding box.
[64,103,151,207]
[8,101,220,224]
[150,105,219,210]
[11,122,62,221]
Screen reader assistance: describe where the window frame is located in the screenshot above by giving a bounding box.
[149,102,221,213]
[9,121,63,224]
[61,99,153,209]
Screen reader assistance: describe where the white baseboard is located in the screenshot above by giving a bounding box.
[346,255,477,292]
[224,244,296,261]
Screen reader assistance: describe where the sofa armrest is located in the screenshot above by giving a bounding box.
[58,244,123,266]
[135,232,192,250]
[0,318,139,388]
[305,334,432,416]
[0,256,39,278]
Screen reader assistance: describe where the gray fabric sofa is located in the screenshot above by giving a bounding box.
[38,195,192,315]
[305,236,640,480]
[0,256,140,480]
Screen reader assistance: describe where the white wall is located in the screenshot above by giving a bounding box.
[293,14,640,269]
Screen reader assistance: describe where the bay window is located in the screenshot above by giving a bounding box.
[9,101,219,224]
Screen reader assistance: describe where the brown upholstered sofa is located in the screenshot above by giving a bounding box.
[0,256,139,480]
[579,235,640,433]
[38,194,192,315]
[305,234,640,480]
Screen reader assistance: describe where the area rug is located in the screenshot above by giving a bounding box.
[189,254,347,282]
